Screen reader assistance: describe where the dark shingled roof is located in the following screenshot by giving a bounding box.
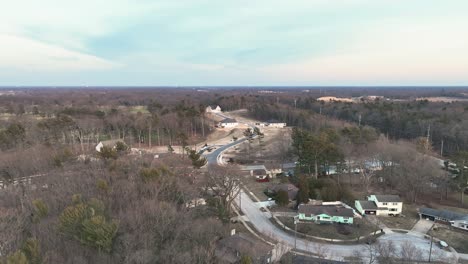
[374,195,401,203]
[419,207,468,221]
[220,118,237,123]
[357,200,378,210]
[298,205,354,217]
[268,184,298,201]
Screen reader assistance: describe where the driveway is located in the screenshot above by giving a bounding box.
[209,112,458,263]
[237,187,454,262]
[411,219,434,234]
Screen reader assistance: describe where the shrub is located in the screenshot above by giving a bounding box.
[275,190,290,206]
[32,199,48,222]
[59,198,118,253]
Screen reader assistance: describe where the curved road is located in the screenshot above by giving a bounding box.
[203,113,458,263]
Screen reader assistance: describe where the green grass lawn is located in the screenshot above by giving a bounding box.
[429,226,468,253]
[278,217,379,240]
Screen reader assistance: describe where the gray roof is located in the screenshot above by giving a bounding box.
[99,139,124,147]
[357,200,378,210]
[220,118,237,123]
[298,205,354,217]
[241,165,267,171]
[419,207,468,221]
[374,195,401,203]
[268,184,298,200]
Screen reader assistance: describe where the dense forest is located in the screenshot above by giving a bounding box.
[1,87,468,263]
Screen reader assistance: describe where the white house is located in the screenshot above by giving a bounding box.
[355,194,402,216]
[254,121,286,128]
[95,139,125,152]
[206,105,222,113]
[266,120,286,128]
[218,118,238,128]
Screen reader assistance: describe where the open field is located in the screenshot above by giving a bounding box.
[278,217,379,240]
[416,97,468,102]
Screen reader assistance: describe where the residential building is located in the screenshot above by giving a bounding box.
[266,184,298,201]
[297,204,354,224]
[355,195,402,216]
[218,118,238,128]
[240,165,272,180]
[216,232,273,264]
[419,207,468,231]
[266,120,287,128]
[254,120,287,128]
[206,105,222,113]
[95,139,125,152]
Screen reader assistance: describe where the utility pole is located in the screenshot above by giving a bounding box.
[239,189,242,213]
[426,124,431,147]
[294,99,297,109]
[428,224,434,262]
[294,216,298,252]
[440,139,444,157]
[428,234,433,262]
[358,114,362,127]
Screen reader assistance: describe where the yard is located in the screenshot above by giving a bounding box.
[240,173,285,202]
[377,203,419,230]
[277,216,379,240]
[428,226,468,254]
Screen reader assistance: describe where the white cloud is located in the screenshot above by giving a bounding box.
[0,34,120,71]
[261,19,468,84]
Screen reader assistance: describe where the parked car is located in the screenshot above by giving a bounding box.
[439,241,448,248]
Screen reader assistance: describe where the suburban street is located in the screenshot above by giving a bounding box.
[203,113,461,263]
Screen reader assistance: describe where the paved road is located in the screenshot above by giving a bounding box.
[238,188,454,262]
[204,137,249,165]
[205,112,459,262]
[411,219,434,234]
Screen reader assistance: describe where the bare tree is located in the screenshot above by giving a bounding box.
[204,165,242,216]
[398,241,423,263]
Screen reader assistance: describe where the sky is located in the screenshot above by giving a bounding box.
[1,0,468,86]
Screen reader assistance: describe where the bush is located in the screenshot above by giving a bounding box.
[99,146,118,160]
[115,141,128,152]
[32,199,48,222]
[59,198,118,253]
[275,190,290,206]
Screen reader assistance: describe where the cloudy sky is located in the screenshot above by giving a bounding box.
[1,0,468,86]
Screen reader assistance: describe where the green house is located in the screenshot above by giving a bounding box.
[297,204,354,224]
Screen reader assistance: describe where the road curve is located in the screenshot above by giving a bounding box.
[204,112,458,262]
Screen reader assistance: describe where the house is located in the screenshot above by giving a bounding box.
[95,139,125,152]
[355,195,402,216]
[297,204,354,224]
[419,207,468,231]
[266,120,286,128]
[206,105,222,113]
[218,118,238,128]
[266,184,298,201]
[216,232,273,264]
[254,120,286,128]
[241,165,271,179]
[185,198,206,208]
